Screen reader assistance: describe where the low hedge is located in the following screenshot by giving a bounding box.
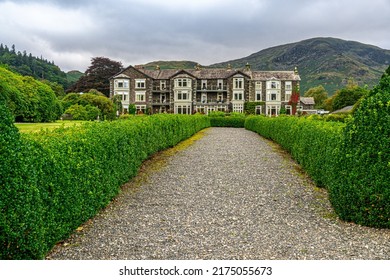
[245,116,345,188]
[0,112,210,259]
[209,116,245,127]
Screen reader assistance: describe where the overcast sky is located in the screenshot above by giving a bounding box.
[1,0,389,72]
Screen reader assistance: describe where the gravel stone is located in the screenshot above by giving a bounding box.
[47,127,390,260]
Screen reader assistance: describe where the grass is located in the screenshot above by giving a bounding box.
[15,120,86,133]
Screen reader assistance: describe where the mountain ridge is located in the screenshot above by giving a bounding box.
[143,37,390,95]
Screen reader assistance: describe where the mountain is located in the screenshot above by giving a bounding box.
[210,37,390,94]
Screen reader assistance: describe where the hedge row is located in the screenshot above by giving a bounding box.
[245,116,345,188]
[0,108,210,259]
[209,116,245,127]
[329,69,390,228]
[245,68,390,228]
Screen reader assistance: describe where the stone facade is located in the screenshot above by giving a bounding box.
[109,64,302,116]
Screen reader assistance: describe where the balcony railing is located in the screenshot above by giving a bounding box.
[152,86,170,92]
[152,99,170,105]
[196,85,227,91]
[196,99,227,105]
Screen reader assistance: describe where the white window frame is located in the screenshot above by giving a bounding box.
[285,91,292,102]
[135,79,146,89]
[176,90,190,101]
[285,81,292,90]
[267,80,280,90]
[115,79,129,89]
[217,79,223,89]
[255,81,262,90]
[201,93,207,103]
[233,91,243,101]
[175,104,191,115]
[160,80,167,90]
[136,105,146,114]
[285,105,292,115]
[267,91,280,102]
[135,91,146,102]
[201,80,207,89]
[175,78,191,88]
[233,77,244,89]
[233,103,244,113]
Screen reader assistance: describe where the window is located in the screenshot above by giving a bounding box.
[285,92,292,102]
[255,105,262,115]
[201,93,207,103]
[233,78,244,89]
[285,81,292,90]
[136,92,145,102]
[217,79,223,89]
[176,90,190,101]
[285,105,292,115]
[115,91,128,101]
[233,103,244,113]
[255,81,262,90]
[255,90,262,101]
[160,80,167,90]
[267,91,280,101]
[217,93,223,102]
[175,105,191,115]
[267,80,280,89]
[175,78,191,88]
[233,91,243,100]
[267,105,280,116]
[136,105,146,114]
[115,79,129,89]
[135,79,146,89]
[201,80,207,89]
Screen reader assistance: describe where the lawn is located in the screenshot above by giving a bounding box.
[15,120,86,133]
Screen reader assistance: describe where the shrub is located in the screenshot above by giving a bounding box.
[245,116,345,188]
[0,114,210,259]
[329,69,390,228]
[209,116,245,127]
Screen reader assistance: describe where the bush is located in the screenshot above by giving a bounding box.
[209,116,245,127]
[329,69,390,228]
[0,114,210,259]
[245,116,345,188]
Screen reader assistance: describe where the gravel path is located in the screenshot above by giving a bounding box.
[47,127,390,260]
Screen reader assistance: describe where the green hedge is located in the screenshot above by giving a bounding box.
[329,69,390,228]
[245,116,345,188]
[209,116,245,127]
[0,113,210,259]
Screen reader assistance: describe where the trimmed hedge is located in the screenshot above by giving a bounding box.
[0,113,210,259]
[209,116,245,127]
[245,116,345,188]
[329,70,390,228]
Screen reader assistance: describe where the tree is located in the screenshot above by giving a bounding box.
[67,57,123,97]
[288,86,300,115]
[304,85,328,109]
[331,85,368,111]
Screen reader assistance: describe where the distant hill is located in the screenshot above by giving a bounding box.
[0,43,76,89]
[66,70,84,84]
[210,37,390,94]
[142,60,200,70]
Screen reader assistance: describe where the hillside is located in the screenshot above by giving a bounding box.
[0,44,75,89]
[211,37,390,94]
[143,60,200,70]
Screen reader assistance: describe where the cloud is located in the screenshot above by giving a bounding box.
[0,0,389,71]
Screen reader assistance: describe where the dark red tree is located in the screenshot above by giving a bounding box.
[67,57,123,97]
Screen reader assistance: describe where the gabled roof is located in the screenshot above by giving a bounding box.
[300,97,315,105]
[252,71,300,81]
[111,65,300,81]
